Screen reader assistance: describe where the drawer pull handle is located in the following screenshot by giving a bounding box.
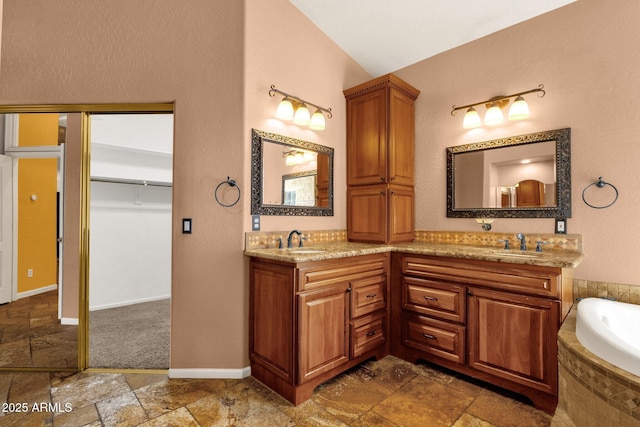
[423,333,437,339]
[366,330,378,337]
[366,293,377,298]
[423,296,438,301]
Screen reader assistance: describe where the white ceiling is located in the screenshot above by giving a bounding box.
[289,0,576,76]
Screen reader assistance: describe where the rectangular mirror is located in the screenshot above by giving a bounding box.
[447,128,571,218]
[251,129,333,216]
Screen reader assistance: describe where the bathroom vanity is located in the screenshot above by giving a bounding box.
[390,252,574,414]
[249,252,390,405]
[246,240,582,413]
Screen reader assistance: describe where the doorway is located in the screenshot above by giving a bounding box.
[0,112,76,369]
[87,113,174,369]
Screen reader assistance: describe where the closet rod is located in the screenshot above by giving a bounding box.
[90,177,172,188]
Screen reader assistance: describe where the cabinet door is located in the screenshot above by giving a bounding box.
[467,287,559,395]
[347,88,387,186]
[388,88,415,186]
[388,185,414,243]
[298,284,350,384]
[315,152,330,207]
[347,184,387,243]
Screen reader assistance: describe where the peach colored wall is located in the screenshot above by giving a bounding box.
[244,0,370,232]
[1,0,368,370]
[394,0,640,286]
[0,1,246,369]
[62,114,81,320]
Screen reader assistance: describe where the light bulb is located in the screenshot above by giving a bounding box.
[508,95,530,120]
[285,153,296,166]
[293,104,311,125]
[484,103,504,126]
[309,110,326,130]
[275,97,294,120]
[462,107,481,129]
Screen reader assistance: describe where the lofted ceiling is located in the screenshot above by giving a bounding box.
[289,0,576,76]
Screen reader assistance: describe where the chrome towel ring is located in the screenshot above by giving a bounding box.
[582,177,618,209]
[215,177,241,207]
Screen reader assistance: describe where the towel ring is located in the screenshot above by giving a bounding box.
[214,177,241,207]
[582,177,618,209]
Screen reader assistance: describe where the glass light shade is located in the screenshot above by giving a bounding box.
[275,97,294,120]
[293,104,311,125]
[508,96,530,120]
[462,107,482,129]
[309,110,326,130]
[285,153,296,166]
[484,103,504,126]
[294,152,304,164]
[302,150,315,161]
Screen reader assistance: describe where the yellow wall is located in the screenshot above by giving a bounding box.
[18,113,59,146]
[17,113,59,293]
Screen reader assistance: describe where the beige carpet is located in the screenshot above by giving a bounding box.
[89,299,170,369]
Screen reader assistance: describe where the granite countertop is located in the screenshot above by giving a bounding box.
[244,241,584,268]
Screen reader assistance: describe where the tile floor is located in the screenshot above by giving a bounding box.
[0,356,576,426]
[0,290,77,368]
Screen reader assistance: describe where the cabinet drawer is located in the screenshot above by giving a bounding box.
[351,313,386,358]
[402,313,465,365]
[298,254,388,292]
[352,275,387,318]
[403,277,465,323]
[402,256,561,299]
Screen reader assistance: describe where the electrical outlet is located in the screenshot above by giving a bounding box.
[27,268,33,278]
[252,215,260,231]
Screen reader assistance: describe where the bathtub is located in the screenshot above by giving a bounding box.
[576,297,640,377]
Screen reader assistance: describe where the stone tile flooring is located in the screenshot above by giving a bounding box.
[0,356,576,426]
[0,290,77,368]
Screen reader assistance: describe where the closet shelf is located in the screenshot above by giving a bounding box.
[90,176,172,188]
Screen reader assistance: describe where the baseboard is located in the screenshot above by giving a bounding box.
[90,294,171,311]
[61,317,79,325]
[168,366,251,379]
[16,284,57,300]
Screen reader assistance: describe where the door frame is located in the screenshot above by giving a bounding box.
[0,104,173,373]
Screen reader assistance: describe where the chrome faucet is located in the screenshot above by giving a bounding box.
[287,230,303,248]
[517,233,526,251]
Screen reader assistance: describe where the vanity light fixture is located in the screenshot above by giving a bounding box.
[283,150,308,166]
[452,84,545,129]
[269,85,332,130]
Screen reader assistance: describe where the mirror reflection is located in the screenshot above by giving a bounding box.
[0,112,77,369]
[454,140,556,208]
[252,129,333,216]
[447,128,571,218]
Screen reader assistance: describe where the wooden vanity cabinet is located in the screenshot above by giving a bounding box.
[390,253,573,415]
[249,253,389,405]
[344,74,419,244]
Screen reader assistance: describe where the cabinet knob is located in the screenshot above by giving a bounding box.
[467,290,474,296]
[380,191,386,196]
[346,287,352,293]
[390,176,395,181]
[380,176,385,181]
[366,330,378,337]
[422,333,437,339]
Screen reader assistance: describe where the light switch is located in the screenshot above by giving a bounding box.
[182,218,192,234]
